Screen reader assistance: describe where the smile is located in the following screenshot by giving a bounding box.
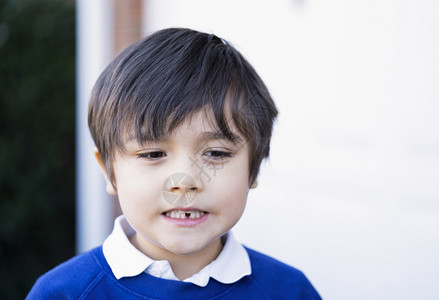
[164,210,205,219]
[162,208,209,227]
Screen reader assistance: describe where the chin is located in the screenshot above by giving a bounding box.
[163,238,211,256]
[166,244,205,256]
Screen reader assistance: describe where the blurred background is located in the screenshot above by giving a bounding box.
[0,0,75,298]
[1,0,439,299]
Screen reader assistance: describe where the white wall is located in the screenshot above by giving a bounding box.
[76,0,115,253]
[143,1,439,299]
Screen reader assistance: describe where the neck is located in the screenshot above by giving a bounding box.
[129,234,224,280]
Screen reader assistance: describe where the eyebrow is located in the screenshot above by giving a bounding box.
[197,131,243,144]
[125,129,244,146]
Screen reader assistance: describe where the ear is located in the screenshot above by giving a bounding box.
[94,148,117,195]
[250,178,258,189]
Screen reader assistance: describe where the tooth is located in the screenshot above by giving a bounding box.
[167,210,206,219]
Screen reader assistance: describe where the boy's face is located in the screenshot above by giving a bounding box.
[103,110,256,258]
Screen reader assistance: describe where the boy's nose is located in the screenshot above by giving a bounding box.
[163,169,203,194]
[162,172,201,206]
[164,155,203,194]
[166,154,204,190]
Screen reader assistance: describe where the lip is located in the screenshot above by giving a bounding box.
[162,207,209,227]
[163,206,204,213]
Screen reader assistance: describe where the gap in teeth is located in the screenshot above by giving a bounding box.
[165,210,205,219]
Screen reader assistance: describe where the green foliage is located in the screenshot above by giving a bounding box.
[0,0,76,298]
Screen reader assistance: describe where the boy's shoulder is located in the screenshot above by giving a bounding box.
[244,247,321,299]
[26,246,108,299]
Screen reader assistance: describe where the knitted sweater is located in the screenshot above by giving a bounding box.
[26,246,321,299]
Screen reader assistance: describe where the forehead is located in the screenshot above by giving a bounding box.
[172,111,247,143]
[125,108,243,144]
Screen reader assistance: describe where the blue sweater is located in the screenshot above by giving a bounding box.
[27,246,321,299]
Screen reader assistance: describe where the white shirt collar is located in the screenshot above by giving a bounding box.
[102,215,251,287]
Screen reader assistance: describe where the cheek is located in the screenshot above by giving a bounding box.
[220,194,248,230]
[115,169,159,209]
[216,177,249,217]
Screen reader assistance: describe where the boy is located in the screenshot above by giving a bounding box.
[27,28,321,299]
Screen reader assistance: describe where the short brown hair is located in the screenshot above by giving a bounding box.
[88,28,278,187]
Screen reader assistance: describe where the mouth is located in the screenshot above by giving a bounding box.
[163,210,206,219]
[162,208,209,226]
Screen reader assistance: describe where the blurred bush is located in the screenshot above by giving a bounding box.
[0,0,75,298]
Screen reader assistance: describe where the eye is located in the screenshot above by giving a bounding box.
[137,151,166,160]
[203,150,232,160]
